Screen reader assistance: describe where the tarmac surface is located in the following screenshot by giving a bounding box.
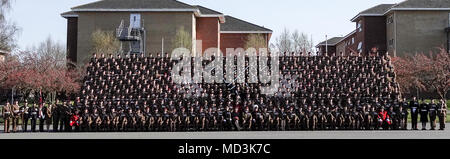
[0,124,448,139]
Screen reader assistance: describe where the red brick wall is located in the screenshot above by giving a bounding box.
[220,33,248,54]
[196,17,219,53]
[220,33,270,55]
[363,16,387,54]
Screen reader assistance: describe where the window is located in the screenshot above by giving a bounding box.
[352,38,355,44]
[357,42,363,53]
[357,21,362,32]
[130,14,141,28]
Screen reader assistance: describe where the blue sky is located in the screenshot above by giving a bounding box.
[7,0,404,51]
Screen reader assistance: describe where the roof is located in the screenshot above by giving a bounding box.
[220,16,272,33]
[393,0,450,8]
[316,37,344,47]
[351,0,450,21]
[351,4,395,22]
[63,0,271,32]
[360,4,395,14]
[192,5,225,23]
[193,5,222,15]
[61,11,78,18]
[72,0,197,11]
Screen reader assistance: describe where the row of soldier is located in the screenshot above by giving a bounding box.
[2,97,446,132]
[81,52,399,110]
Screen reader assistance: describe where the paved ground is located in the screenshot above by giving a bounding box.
[0,124,448,139]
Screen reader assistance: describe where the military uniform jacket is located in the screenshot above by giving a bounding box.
[20,106,28,119]
[29,107,39,119]
[409,101,419,116]
[2,105,12,119]
[419,104,429,122]
[438,104,447,116]
[429,104,437,117]
[12,104,20,118]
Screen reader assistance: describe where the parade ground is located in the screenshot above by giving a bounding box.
[0,124,449,139]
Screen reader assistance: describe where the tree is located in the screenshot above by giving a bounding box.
[391,56,423,96]
[392,49,450,99]
[91,29,121,57]
[0,0,11,19]
[271,28,314,55]
[292,30,314,54]
[244,34,267,50]
[0,0,19,51]
[1,37,81,103]
[172,26,192,51]
[274,28,292,53]
[25,36,66,67]
[426,49,450,99]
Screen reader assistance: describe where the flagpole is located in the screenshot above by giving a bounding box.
[325,35,328,56]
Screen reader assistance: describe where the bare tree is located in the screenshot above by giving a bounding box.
[0,0,18,51]
[172,26,192,51]
[0,0,11,19]
[25,36,66,67]
[292,30,314,54]
[272,28,314,55]
[91,29,121,57]
[292,30,300,53]
[274,28,292,54]
[244,34,267,50]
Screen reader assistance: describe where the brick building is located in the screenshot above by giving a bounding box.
[317,0,450,57]
[62,0,272,65]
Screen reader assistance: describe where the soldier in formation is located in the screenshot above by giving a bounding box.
[1,52,447,132]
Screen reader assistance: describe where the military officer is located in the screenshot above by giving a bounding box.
[428,100,438,130]
[52,100,61,132]
[29,103,39,132]
[409,97,420,130]
[438,99,447,130]
[2,102,12,133]
[20,101,29,132]
[397,105,408,130]
[11,101,20,132]
[45,103,53,132]
[419,100,429,130]
[38,104,48,132]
